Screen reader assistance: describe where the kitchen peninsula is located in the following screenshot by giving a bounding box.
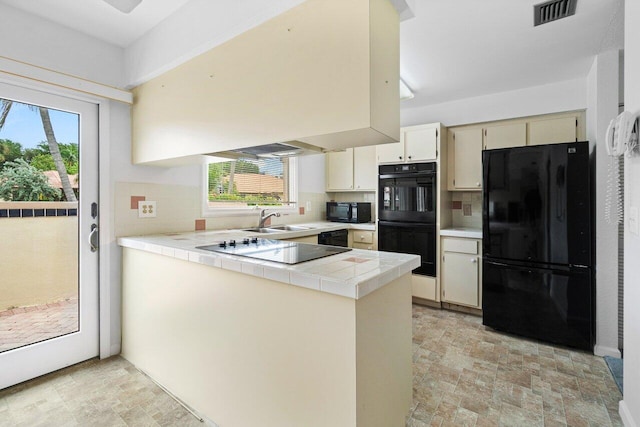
[118,228,419,427]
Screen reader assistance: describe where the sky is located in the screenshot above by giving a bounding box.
[0,100,79,149]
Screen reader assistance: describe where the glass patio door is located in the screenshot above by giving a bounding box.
[0,82,99,389]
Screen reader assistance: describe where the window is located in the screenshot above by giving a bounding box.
[204,156,297,214]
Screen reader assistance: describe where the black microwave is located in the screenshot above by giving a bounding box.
[326,202,371,223]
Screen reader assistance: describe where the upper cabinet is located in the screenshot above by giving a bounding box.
[484,123,526,150]
[131,0,400,166]
[447,128,483,190]
[447,111,585,191]
[377,123,440,164]
[326,146,377,191]
[528,116,579,145]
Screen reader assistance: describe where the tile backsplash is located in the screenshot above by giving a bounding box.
[450,191,482,228]
[114,182,330,237]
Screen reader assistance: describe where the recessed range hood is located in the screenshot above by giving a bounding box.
[132,0,400,166]
[210,140,324,160]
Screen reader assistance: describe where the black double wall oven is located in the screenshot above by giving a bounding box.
[378,163,437,277]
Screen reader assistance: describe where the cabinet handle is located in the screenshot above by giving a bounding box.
[476,182,481,187]
[408,155,412,160]
[471,258,477,263]
[399,156,403,160]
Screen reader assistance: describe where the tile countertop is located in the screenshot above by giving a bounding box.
[439,227,483,239]
[117,222,418,301]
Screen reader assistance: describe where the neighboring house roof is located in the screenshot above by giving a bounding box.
[43,170,78,189]
[224,173,283,194]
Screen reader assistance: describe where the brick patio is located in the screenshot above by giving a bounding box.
[0,298,78,352]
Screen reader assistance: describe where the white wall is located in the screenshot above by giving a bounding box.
[586,50,622,358]
[401,78,586,127]
[0,3,125,88]
[621,1,640,425]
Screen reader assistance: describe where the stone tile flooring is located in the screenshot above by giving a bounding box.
[0,298,78,353]
[408,305,623,427]
[0,356,202,427]
[0,304,623,426]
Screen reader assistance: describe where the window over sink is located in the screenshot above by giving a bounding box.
[203,156,297,216]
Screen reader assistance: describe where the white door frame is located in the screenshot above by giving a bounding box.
[0,81,100,388]
[0,63,131,361]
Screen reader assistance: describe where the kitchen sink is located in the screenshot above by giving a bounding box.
[268,225,313,231]
[242,227,281,233]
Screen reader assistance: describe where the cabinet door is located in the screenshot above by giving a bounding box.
[353,146,377,190]
[376,141,404,163]
[326,149,354,190]
[404,127,437,161]
[484,123,526,150]
[442,252,479,307]
[452,128,483,189]
[528,116,577,145]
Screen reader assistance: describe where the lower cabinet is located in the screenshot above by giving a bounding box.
[411,274,438,302]
[440,237,481,308]
[348,230,376,250]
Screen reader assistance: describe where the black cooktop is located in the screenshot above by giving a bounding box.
[197,238,351,265]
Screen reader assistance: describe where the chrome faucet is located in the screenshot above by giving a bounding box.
[258,209,280,228]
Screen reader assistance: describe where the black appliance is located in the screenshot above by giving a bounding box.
[318,229,349,247]
[326,202,371,223]
[197,238,351,265]
[378,162,437,277]
[482,141,594,350]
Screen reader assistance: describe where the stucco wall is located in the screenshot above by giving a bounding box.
[0,203,78,311]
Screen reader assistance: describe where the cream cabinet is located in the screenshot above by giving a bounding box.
[447,128,483,191]
[484,123,527,150]
[348,229,376,250]
[528,116,578,145]
[441,237,481,308]
[326,146,376,191]
[377,123,440,164]
[412,275,438,302]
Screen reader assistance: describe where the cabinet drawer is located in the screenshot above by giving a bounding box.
[442,238,478,254]
[352,231,374,244]
[412,275,437,301]
[352,242,373,250]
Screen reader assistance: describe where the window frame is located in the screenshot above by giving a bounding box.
[201,156,298,217]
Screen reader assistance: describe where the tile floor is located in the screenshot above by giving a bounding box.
[0,298,78,352]
[408,305,623,427]
[0,304,623,427]
[0,356,202,427]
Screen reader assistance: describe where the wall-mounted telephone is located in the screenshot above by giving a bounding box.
[605,111,639,157]
[604,111,639,224]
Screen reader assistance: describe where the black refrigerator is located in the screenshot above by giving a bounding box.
[482,141,594,350]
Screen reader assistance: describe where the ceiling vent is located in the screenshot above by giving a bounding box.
[534,0,577,26]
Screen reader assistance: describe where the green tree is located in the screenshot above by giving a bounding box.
[0,159,61,201]
[25,142,78,174]
[0,139,23,169]
[0,101,76,201]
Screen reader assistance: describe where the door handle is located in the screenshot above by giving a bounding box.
[89,224,99,252]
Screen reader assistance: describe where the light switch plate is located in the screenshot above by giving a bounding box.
[306,201,312,211]
[630,206,638,236]
[138,201,157,218]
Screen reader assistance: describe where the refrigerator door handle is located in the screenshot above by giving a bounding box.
[485,259,573,274]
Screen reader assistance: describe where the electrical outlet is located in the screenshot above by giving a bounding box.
[138,201,157,218]
[306,201,312,211]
